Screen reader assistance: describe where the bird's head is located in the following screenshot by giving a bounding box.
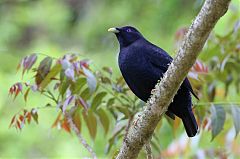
[108,26,143,48]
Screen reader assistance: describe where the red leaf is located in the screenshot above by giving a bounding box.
[19,115,25,123]
[16,120,21,130]
[9,83,23,100]
[61,117,71,133]
[80,60,90,69]
[9,115,16,128]
[14,89,20,100]
[202,118,211,131]
[192,60,208,73]
[189,60,208,80]
[52,112,62,128]
[26,112,31,124]
[175,27,188,41]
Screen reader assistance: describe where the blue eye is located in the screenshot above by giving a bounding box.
[126,29,131,32]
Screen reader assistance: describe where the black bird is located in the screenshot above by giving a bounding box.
[108,26,198,137]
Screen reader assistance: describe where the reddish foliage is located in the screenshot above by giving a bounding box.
[17,54,37,76]
[175,27,188,41]
[51,112,73,133]
[9,83,23,100]
[26,112,32,124]
[61,117,71,133]
[51,112,62,128]
[80,60,90,69]
[16,120,21,130]
[9,115,16,128]
[9,109,40,131]
[192,60,208,73]
[19,115,24,123]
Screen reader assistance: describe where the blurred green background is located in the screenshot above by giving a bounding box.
[0,0,239,158]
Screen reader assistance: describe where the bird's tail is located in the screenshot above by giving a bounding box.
[181,111,198,137]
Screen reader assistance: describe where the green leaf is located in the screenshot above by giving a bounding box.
[101,77,112,84]
[35,57,52,85]
[96,108,109,134]
[80,88,91,101]
[102,66,112,75]
[231,105,240,137]
[59,78,70,98]
[71,77,87,94]
[210,105,226,140]
[31,108,38,124]
[111,150,120,159]
[115,105,130,118]
[106,98,115,107]
[39,63,62,90]
[164,114,174,128]
[207,83,216,102]
[91,92,107,110]
[82,110,97,140]
[73,109,81,132]
[24,88,30,102]
[60,69,65,81]
[76,96,88,110]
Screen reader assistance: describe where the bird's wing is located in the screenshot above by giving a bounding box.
[145,45,173,72]
[145,44,199,100]
[183,78,199,100]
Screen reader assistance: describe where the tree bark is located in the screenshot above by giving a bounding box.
[116,0,231,158]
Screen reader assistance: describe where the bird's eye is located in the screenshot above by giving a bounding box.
[126,29,131,32]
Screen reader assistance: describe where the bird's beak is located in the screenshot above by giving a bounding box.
[108,27,120,33]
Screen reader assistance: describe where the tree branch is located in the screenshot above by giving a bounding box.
[65,107,97,159]
[123,115,134,141]
[116,0,231,158]
[144,141,153,159]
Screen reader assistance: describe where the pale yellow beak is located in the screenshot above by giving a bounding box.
[108,27,119,33]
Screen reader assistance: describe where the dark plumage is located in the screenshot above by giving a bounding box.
[108,26,198,137]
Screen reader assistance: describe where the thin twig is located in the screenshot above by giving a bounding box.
[65,107,97,159]
[46,90,59,104]
[42,91,58,104]
[100,83,127,105]
[123,115,134,141]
